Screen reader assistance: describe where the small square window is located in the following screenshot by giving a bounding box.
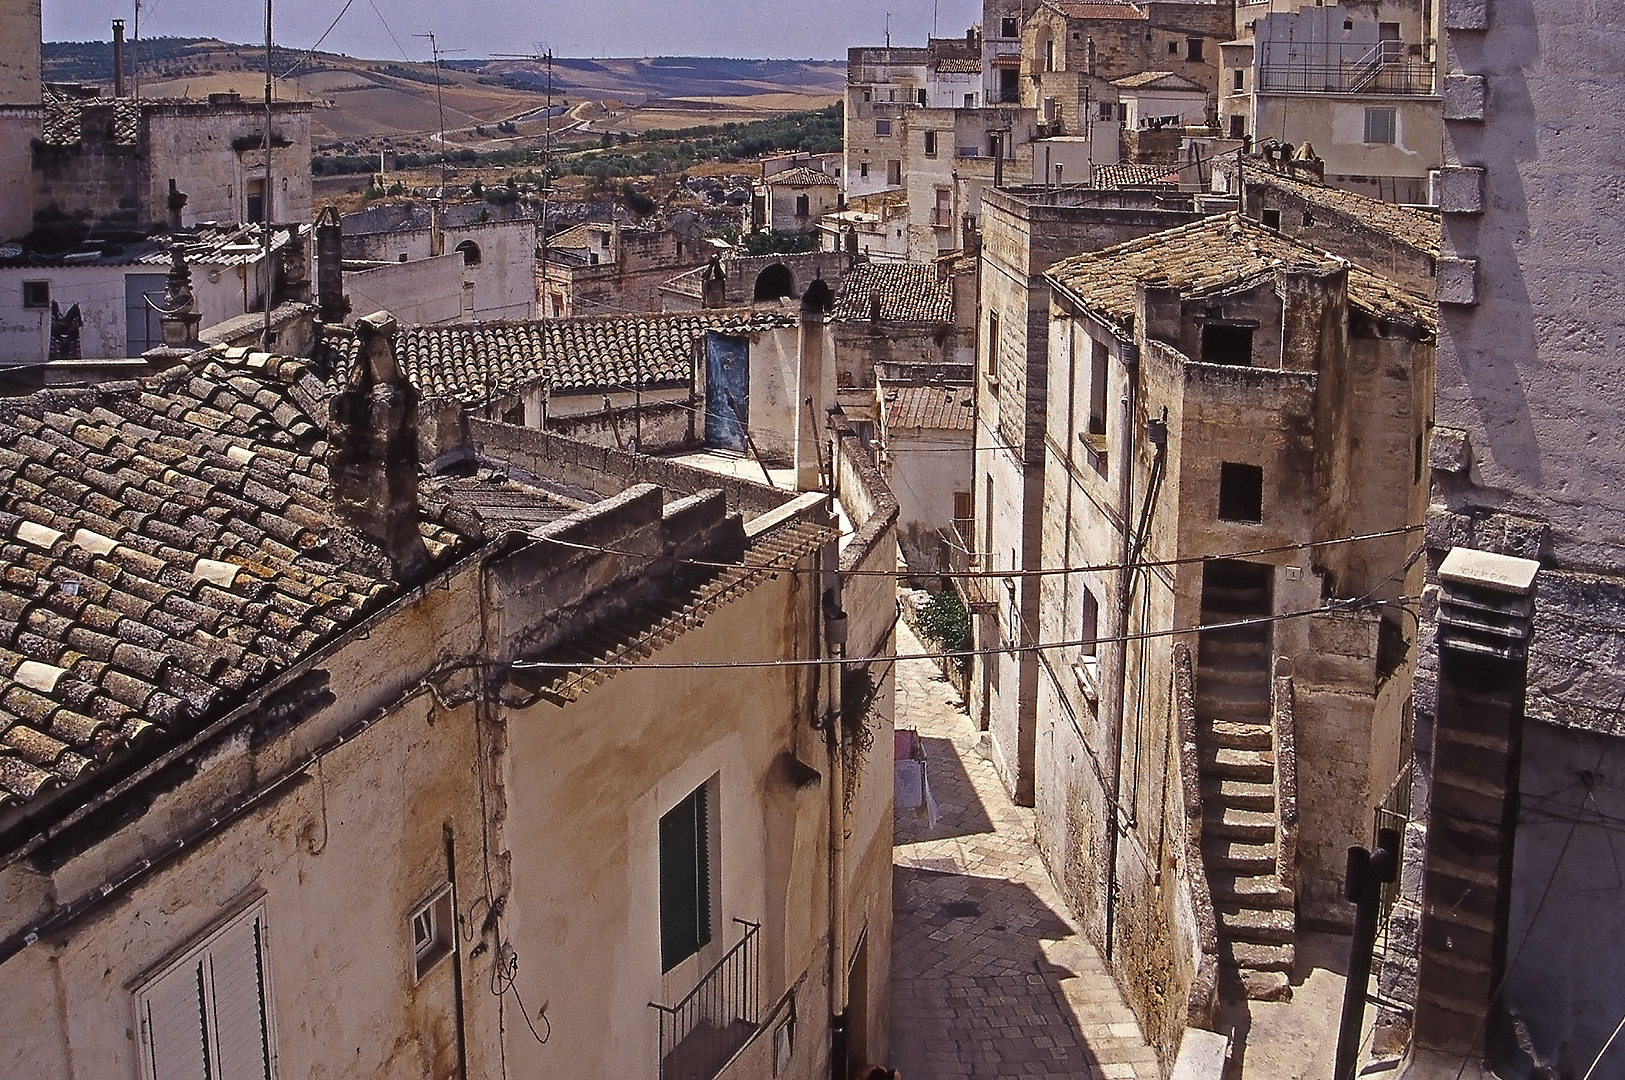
[1187,38,1204,61]
[875,118,892,136]
[411,884,454,981]
[22,281,49,308]
[1218,462,1264,523]
[1261,207,1281,230]
[863,90,872,102]
[1169,40,1179,54]
[1001,16,1018,36]
[1202,322,1254,366]
[1364,106,1397,144]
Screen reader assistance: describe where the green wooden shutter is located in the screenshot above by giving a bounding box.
[659,785,711,971]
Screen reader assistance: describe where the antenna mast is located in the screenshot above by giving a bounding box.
[414,32,451,191]
[263,0,274,348]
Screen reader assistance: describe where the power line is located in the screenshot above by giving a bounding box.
[524,522,1422,580]
[507,595,1415,674]
[277,0,358,80]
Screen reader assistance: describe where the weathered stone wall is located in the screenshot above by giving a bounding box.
[0,0,38,106]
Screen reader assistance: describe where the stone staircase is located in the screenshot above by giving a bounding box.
[1195,575,1297,1002]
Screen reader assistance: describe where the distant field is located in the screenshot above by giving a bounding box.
[47,39,845,151]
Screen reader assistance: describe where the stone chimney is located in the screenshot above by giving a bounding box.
[316,206,350,325]
[112,20,125,98]
[159,246,202,348]
[701,254,727,309]
[327,311,430,580]
[868,288,883,323]
[796,277,836,490]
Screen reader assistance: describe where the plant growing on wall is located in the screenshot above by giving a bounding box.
[917,589,971,680]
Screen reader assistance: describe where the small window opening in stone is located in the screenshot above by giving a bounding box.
[1201,322,1254,366]
[1260,208,1282,230]
[1218,462,1264,523]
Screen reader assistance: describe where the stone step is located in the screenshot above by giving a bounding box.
[1204,837,1278,874]
[1200,747,1275,783]
[1198,637,1271,665]
[1217,905,1296,945]
[1225,941,1295,973]
[1226,967,1293,1002]
[1197,689,1270,721]
[1201,777,1276,812]
[1200,582,1272,609]
[1201,718,1273,751]
[1195,656,1272,685]
[1203,805,1278,843]
[1209,871,1294,910]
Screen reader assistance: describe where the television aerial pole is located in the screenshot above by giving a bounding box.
[413,32,463,192]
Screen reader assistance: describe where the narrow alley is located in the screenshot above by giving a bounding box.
[890,620,1162,1080]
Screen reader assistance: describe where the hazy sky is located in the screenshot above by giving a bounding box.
[43,0,984,62]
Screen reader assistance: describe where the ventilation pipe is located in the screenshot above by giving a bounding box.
[112,20,126,98]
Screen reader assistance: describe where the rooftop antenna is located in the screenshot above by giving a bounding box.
[886,12,892,47]
[413,32,455,192]
[132,0,141,102]
[494,48,556,309]
[262,0,275,349]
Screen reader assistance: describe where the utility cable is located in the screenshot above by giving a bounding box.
[521,522,1422,580]
[506,595,1416,675]
[277,0,358,80]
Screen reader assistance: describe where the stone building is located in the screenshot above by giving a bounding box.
[755,166,840,237]
[1213,158,1440,296]
[876,380,975,575]
[1036,214,1433,1059]
[1218,0,1440,203]
[336,201,537,326]
[0,222,310,363]
[539,219,711,318]
[0,0,39,241]
[0,325,898,1080]
[967,185,1208,805]
[1376,0,1625,1074]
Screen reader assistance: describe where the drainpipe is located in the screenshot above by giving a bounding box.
[825,597,849,1080]
[1101,336,1139,960]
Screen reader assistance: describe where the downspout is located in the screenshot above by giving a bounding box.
[1101,336,1138,960]
[825,593,849,1080]
[444,824,470,1080]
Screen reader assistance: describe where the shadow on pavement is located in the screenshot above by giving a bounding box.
[890,864,1107,1078]
[894,734,996,843]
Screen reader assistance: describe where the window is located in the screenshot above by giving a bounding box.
[875,118,892,136]
[863,90,872,102]
[136,902,274,1080]
[1187,37,1204,61]
[795,193,810,217]
[887,160,901,185]
[1261,207,1282,230]
[1169,40,1179,54]
[412,885,455,980]
[1099,100,1113,120]
[455,240,481,266]
[986,312,1000,378]
[1202,322,1254,366]
[1045,39,1055,72]
[22,280,49,308]
[934,187,952,227]
[660,781,714,971]
[860,161,869,178]
[1218,462,1264,522]
[246,179,266,223]
[1364,107,1397,144]
[1001,15,1018,36]
[1087,340,1108,436]
[917,88,926,105]
[1079,587,1099,655]
[1233,68,1244,90]
[1229,114,1246,138]
[923,129,937,156]
[964,93,975,107]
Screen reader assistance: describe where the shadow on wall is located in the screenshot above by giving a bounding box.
[891,865,1111,1078]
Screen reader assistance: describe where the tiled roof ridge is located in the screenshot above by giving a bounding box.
[1047,213,1432,331]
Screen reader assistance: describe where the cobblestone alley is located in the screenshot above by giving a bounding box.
[890,620,1161,1080]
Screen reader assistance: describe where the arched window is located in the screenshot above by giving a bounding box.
[455,240,482,266]
[753,263,795,301]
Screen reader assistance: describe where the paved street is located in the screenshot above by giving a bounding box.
[890,620,1161,1080]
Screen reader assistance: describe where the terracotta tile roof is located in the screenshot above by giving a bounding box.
[1047,0,1148,20]
[883,383,975,431]
[1216,161,1441,256]
[1111,70,1207,91]
[41,88,141,146]
[833,263,955,324]
[0,360,475,809]
[766,166,839,188]
[0,224,301,270]
[1046,214,1434,333]
[1092,162,1181,188]
[314,310,799,403]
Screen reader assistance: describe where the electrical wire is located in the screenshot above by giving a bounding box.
[277,0,358,80]
[506,595,1416,674]
[525,521,1422,580]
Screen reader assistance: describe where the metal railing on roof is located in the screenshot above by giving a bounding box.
[1258,41,1434,95]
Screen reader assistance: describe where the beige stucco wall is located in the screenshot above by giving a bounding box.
[0,0,38,106]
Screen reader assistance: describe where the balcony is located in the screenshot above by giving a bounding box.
[1257,40,1435,96]
[651,920,761,1080]
[949,518,999,610]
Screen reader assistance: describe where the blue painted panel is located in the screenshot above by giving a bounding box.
[704,333,749,452]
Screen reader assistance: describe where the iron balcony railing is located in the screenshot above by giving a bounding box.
[1258,40,1435,95]
[1372,760,1413,930]
[651,919,761,1080]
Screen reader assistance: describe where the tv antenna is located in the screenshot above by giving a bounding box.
[413,32,464,191]
[493,48,556,310]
